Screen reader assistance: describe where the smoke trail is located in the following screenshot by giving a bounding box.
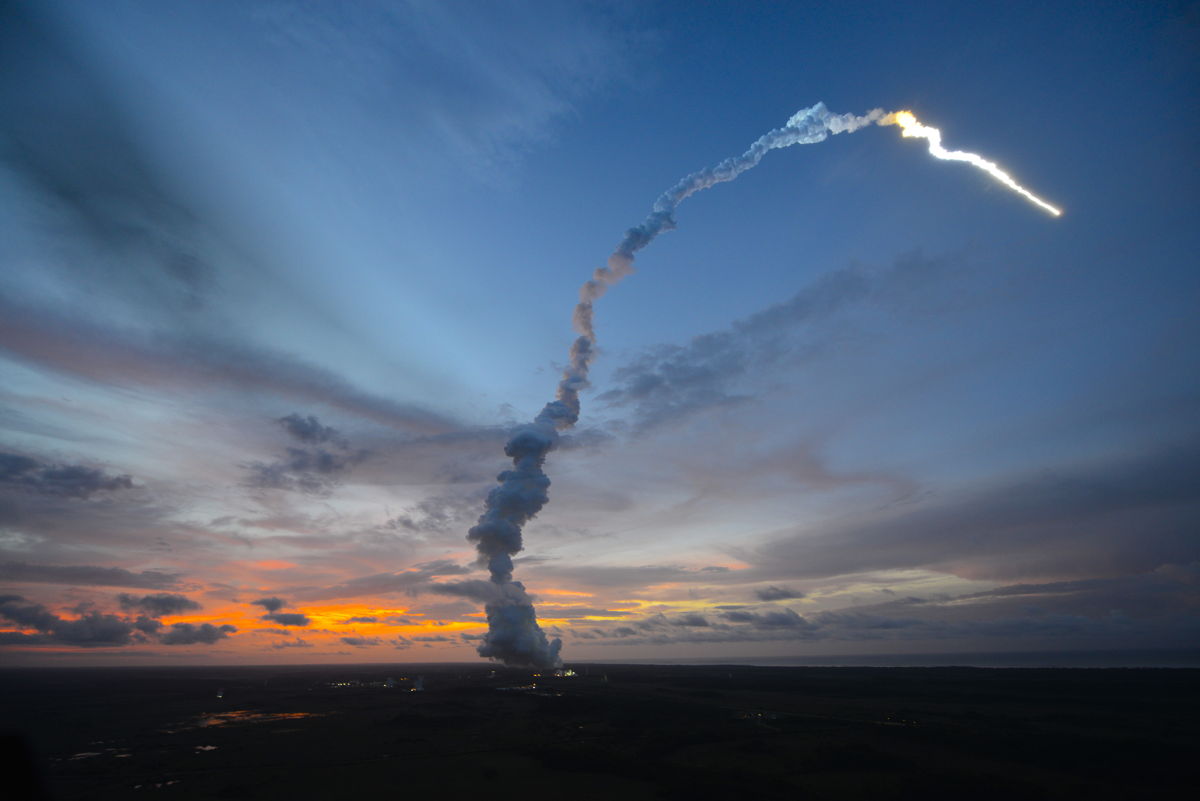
[464,102,882,667]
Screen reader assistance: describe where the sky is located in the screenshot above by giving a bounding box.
[1,0,1197,666]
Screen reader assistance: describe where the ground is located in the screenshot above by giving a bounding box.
[1,663,1196,800]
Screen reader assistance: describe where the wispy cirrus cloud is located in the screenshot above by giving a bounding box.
[0,562,181,589]
[566,565,1200,649]
[747,437,1200,583]
[597,252,963,432]
[0,298,457,435]
[292,560,472,601]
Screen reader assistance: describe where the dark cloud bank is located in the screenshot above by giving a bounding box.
[0,594,233,648]
[118,592,199,616]
[249,597,311,627]
[1,452,133,499]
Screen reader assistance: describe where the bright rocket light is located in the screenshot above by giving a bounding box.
[881,110,1062,217]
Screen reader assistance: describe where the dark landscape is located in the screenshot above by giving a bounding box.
[3,663,1196,800]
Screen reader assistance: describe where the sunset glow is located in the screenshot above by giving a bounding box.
[1,1,1193,669]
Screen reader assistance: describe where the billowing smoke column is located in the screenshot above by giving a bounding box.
[465,413,564,667]
[465,102,883,667]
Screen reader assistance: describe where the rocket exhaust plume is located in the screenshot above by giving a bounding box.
[464,101,1061,666]
[463,102,882,668]
[879,110,1062,216]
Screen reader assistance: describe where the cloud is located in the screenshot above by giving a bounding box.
[0,8,459,444]
[721,608,813,629]
[0,0,630,443]
[427,579,502,604]
[0,562,180,589]
[0,594,237,648]
[0,594,57,630]
[749,437,1200,582]
[567,564,1200,649]
[246,413,367,495]
[117,593,200,615]
[386,491,483,534]
[0,2,222,316]
[409,601,482,623]
[44,612,138,646]
[251,597,287,612]
[536,606,634,619]
[0,295,457,436]
[248,0,640,174]
[755,585,804,601]
[0,461,191,559]
[597,253,958,431]
[0,452,133,498]
[520,563,744,591]
[245,446,364,495]
[913,566,1200,624]
[277,413,343,445]
[345,426,519,489]
[160,622,236,645]
[293,560,472,601]
[340,636,382,647]
[270,638,312,649]
[244,598,311,626]
[245,597,310,626]
[0,594,133,646]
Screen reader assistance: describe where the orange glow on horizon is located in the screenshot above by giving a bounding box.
[539,615,630,624]
[251,560,298,570]
[4,600,493,658]
[157,601,491,638]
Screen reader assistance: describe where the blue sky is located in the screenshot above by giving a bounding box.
[1,0,1197,664]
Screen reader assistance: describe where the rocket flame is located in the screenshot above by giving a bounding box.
[880,110,1062,217]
